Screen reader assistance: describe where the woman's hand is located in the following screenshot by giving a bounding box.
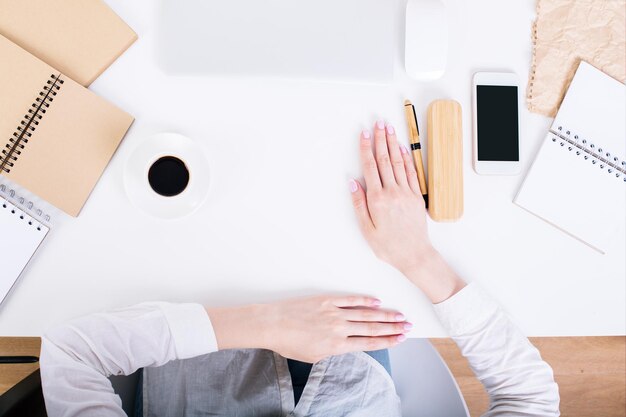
[349,120,465,303]
[350,120,430,275]
[207,295,410,363]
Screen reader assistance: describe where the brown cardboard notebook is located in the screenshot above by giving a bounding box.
[0,35,133,217]
[0,0,137,86]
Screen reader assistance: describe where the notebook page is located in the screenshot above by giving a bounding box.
[552,61,626,161]
[516,133,625,253]
[0,34,134,217]
[0,196,48,306]
[516,62,626,253]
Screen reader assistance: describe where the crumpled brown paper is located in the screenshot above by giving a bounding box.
[527,0,626,117]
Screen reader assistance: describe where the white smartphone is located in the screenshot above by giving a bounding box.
[472,72,521,175]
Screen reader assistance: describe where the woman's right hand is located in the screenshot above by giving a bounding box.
[207,295,410,363]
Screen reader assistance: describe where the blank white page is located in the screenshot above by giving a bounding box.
[516,62,626,254]
[0,196,48,306]
[553,62,626,158]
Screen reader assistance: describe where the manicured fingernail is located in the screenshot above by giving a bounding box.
[362,129,371,140]
[386,124,395,135]
[376,120,385,130]
[397,334,407,342]
[400,145,408,155]
[372,299,382,306]
[349,179,358,193]
[403,322,413,331]
[395,313,405,321]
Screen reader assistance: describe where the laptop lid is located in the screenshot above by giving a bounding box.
[157,0,397,83]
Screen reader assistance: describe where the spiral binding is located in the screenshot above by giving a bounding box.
[1,195,47,232]
[0,74,64,174]
[0,183,52,225]
[550,126,626,182]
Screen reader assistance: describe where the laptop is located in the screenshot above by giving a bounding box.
[157,0,398,83]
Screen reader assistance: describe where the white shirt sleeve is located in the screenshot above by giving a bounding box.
[433,283,560,416]
[40,302,218,417]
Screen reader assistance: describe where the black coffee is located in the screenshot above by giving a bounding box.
[148,156,190,197]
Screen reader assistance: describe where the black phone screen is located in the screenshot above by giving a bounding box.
[476,85,520,161]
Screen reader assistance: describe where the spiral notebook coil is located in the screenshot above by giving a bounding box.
[550,126,626,180]
[0,73,64,174]
[1,195,47,232]
[0,183,52,225]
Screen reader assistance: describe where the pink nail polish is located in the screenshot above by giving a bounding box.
[372,299,382,306]
[397,334,407,342]
[362,129,371,140]
[400,145,408,155]
[395,313,405,321]
[376,120,385,130]
[349,179,358,193]
[403,322,413,331]
[386,124,395,135]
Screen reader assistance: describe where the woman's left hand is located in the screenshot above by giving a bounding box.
[207,295,410,363]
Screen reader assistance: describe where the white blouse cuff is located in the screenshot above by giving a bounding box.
[432,283,499,336]
[161,303,219,358]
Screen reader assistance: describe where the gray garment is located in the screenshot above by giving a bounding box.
[143,349,401,417]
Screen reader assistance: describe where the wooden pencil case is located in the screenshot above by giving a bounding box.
[427,99,463,222]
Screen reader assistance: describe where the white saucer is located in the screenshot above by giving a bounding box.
[123,133,210,219]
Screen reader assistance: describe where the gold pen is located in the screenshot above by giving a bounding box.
[404,99,428,208]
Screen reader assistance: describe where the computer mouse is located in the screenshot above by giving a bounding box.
[405,0,448,81]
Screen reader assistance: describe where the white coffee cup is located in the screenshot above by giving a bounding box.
[124,133,210,219]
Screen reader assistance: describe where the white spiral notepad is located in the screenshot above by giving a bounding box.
[515,62,626,254]
[0,194,48,306]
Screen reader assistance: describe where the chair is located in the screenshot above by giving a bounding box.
[389,339,470,417]
[0,370,47,417]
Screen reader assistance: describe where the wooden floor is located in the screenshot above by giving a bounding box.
[431,337,626,417]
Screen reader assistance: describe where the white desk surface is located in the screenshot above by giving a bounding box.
[0,0,624,337]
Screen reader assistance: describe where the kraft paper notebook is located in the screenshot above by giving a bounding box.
[0,34,134,217]
[0,194,48,307]
[515,62,626,254]
[0,0,137,86]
